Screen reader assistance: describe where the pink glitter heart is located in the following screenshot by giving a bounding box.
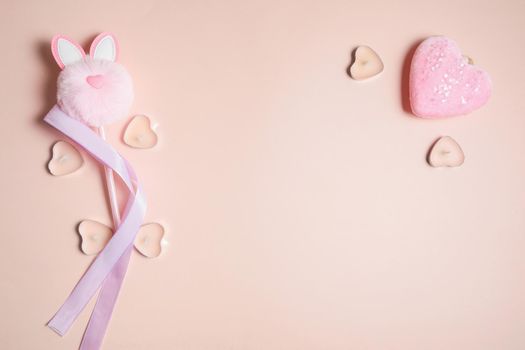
[409,36,492,118]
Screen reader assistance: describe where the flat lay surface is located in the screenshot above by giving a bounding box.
[1,0,525,349]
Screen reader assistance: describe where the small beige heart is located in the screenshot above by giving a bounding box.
[78,220,113,255]
[349,46,384,80]
[134,223,165,258]
[48,141,84,176]
[428,136,465,167]
[123,115,158,149]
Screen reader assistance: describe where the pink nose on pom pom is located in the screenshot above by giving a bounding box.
[409,36,492,118]
[86,74,105,89]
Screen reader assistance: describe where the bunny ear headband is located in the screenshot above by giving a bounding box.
[44,33,145,350]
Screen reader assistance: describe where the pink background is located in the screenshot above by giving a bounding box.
[1,0,525,349]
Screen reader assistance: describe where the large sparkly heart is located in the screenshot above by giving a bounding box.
[409,36,492,118]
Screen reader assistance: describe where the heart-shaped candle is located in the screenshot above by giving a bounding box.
[78,219,113,255]
[409,36,492,118]
[48,141,84,176]
[350,46,384,80]
[134,223,165,258]
[427,136,465,167]
[123,115,158,149]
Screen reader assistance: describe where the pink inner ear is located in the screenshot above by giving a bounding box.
[89,32,120,61]
[51,35,86,69]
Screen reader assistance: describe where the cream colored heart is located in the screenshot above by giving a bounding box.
[123,115,158,149]
[78,220,165,258]
[134,223,165,258]
[78,220,113,255]
[428,136,465,167]
[350,46,384,80]
[48,141,84,176]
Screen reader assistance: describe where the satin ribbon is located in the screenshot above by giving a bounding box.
[44,105,146,348]
[80,247,133,349]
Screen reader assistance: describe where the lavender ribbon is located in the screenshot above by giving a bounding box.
[79,248,133,349]
[44,105,146,347]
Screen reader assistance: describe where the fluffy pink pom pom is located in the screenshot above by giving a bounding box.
[57,57,133,127]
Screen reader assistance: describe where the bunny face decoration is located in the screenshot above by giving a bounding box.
[51,33,134,127]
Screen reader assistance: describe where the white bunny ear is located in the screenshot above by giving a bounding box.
[90,32,119,62]
[51,35,86,69]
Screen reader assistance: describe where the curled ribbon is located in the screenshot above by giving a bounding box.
[44,105,146,347]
